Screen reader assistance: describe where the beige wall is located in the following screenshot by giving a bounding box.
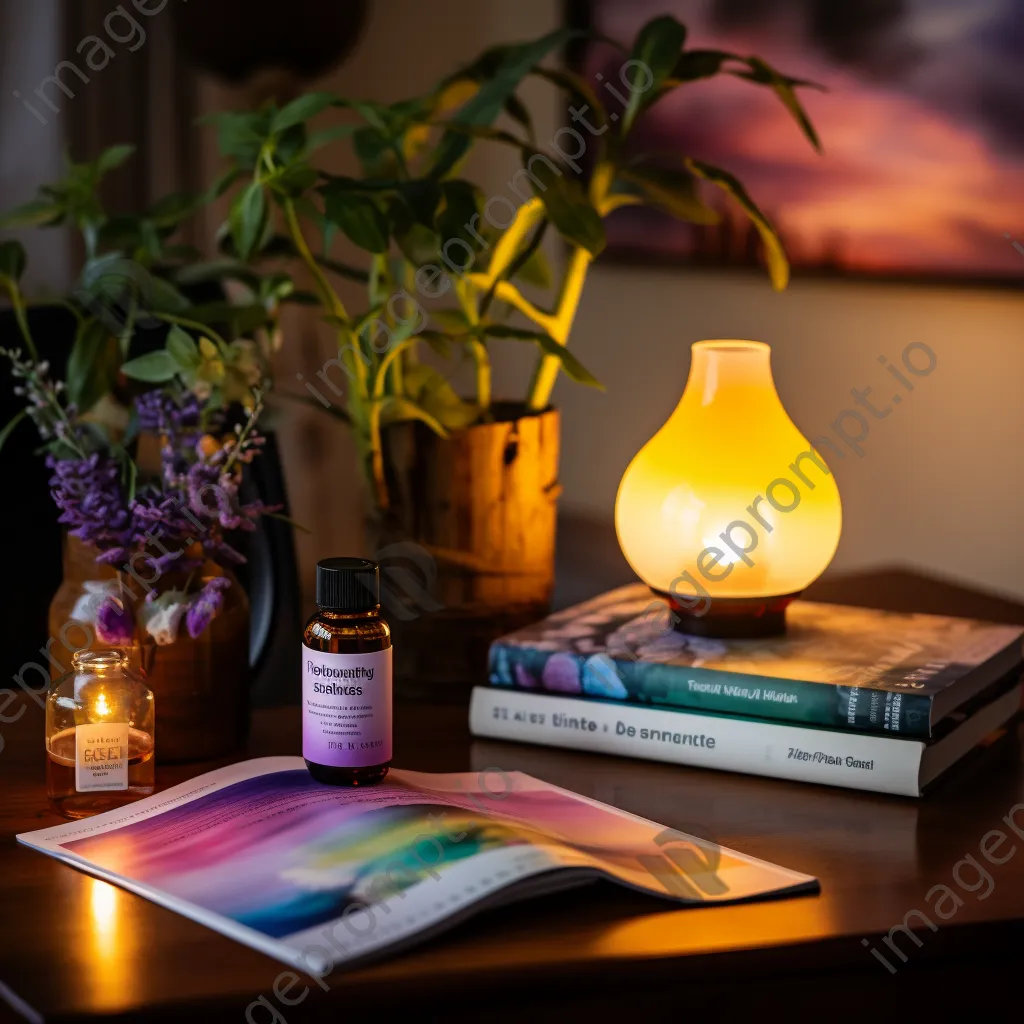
[196,0,1024,604]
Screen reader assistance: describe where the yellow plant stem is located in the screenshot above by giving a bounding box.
[452,276,491,412]
[525,163,616,412]
[525,245,591,411]
[487,198,545,282]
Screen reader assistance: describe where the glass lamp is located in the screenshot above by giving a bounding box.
[615,340,842,637]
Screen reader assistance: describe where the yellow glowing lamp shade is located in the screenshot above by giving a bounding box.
[615,340,841,636]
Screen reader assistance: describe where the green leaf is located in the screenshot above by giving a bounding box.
[503,93,534,142]
[143,275,191,314]
[306,123,358,154]
[260,273,296,304]
[623,16,687,133]
[172,259,262,291]
[271,92,338,134]
[203,110,271,168]
[393,220,441,267]
[430,28,580,179]
[734,57,823,152]
[401,362,479,429]
[0,240,27,282]
[379,395,451,437]
[533,68,608,129]
[481,325,603,389]
[617,165,720,224]
[95,144,136,177]
[0,409,28,455]
[0,198,64,230]
[67,320,121,411]
[436,180,483,269]
[147,190,203,229]
[671,49,733,82]
[322,186,390,253]
[353,125,400,178]
[399,179,443,227]
[166,326,200,369]
[273,163,319,198]
[230,183,267,260]
[430,309,471,333]
[274,123,308,166]
[188,301,271,336]
[120,349,180,383]
[526,158,605,256]
[686,158,789,290]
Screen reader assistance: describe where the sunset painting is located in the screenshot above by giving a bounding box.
[583,0,1024,284]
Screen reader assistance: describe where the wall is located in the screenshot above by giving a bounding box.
[0,0,69,291]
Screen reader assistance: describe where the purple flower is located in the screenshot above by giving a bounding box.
[135,389,203,435]
[95,597,135,645]
[46,452,134,555]
[186,577,231,639]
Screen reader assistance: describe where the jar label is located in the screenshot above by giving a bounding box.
[302,645,393,768]
[76,723,129,792]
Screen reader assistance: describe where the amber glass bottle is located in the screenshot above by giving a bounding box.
[302,558,392,785]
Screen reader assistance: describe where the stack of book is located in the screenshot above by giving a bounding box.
[469,585,1024,796]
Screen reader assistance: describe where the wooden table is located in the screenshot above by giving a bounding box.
[3,569,1024,1022]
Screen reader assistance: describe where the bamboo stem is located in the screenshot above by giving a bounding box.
[524,163,615,411]
[525,245,591,411]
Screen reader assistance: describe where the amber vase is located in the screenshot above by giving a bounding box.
[48,536,251,763]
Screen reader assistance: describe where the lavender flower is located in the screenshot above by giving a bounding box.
[135,388,203,435]
[47,452,134,557]
[186,577,231,639]
[96,597,135,645]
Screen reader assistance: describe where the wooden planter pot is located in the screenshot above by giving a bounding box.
[372,404,560,702]
[48,536,251,763]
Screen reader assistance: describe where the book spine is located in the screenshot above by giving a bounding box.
[488,643,935,737]
[469,687,927,797]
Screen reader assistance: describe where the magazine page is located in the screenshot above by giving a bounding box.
[18,757,818,974]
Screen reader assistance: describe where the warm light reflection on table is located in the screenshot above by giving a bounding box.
[588,896,838,958]
[86,879,139,1006]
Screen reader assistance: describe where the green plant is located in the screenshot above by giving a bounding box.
[0,147,289,645]
[0,144,320,427]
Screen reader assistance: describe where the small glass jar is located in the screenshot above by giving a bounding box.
[46,649,155,819]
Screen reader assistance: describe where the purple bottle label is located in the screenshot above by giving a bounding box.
[302,645,393,767]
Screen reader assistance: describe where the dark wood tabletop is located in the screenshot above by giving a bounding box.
[3,568,1024,1022]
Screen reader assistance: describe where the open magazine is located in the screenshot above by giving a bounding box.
[18,757,818,974]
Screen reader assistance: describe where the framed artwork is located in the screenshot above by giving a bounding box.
[576,0,1024,286]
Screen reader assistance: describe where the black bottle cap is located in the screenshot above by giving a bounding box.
[315,557,380,613]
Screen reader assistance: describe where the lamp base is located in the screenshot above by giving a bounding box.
[653,589,801,638]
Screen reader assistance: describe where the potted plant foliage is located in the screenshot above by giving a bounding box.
[0,146,305,758]
[201,13,821,694]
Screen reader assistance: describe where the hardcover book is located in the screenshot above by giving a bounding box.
[469,677,1023,797]
[487,585,1024,737]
